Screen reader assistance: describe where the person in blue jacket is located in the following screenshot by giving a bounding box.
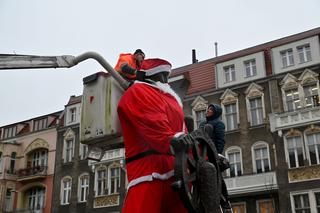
[199,103,225,154]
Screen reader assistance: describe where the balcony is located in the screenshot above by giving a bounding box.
[224,172,278,195]
[269,106,320,132]
[17,166,47,182]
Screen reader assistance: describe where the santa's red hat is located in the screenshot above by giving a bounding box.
[140,58,172,76]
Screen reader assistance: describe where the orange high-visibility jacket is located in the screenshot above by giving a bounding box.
[114,53,138,79]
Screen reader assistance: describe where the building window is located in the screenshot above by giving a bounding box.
[195,110,206,129]
[306,132,320,165]
[287,136,304,168]
[232,202,246,213]
[285,88,301,112]
[249,97,264,126]
[79,143,88,160]
[33,118,48,131]
[109,167,120,194]
[5,188,14,212]
[224,65,235,83]
[252,142,270,174]
[64,139,74,163]
[281,49,294,68]
[61,177,72,205]
[0,152,3,173]
[244,59,257,77]
[3,126,17,139]
[27,187,45,210]
[31,149,48,167]
[78,174,89,202]
[315,192,320,212]
[293,194,310,213]
[226,147,242,177]
[96,167,107,196]
[303,84,318,108]
[8,152,16,174]
[297,44,312,63]
[225,103,237,131]
[257,199,274,213]
[69,107,77,123]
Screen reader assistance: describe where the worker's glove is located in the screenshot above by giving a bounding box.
[121,64,137,75]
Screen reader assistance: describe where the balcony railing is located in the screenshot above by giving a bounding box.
[269,106,320,132]
[17,166,47,181]
[224,171,278,195]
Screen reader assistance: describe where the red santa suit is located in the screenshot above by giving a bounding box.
[117,59,188,213]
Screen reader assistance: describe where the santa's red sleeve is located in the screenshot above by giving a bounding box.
[118,83,185,154]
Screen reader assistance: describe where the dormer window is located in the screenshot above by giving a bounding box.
[280,49,294,68]
[297,44,312,63]
[3,126,17,139]
[224,65,235,83]
[244,59,257,77]
[33,118,48,131]
[69,107,77,123]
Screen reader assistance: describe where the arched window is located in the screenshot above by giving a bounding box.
[78,173,89,202]
[61,177,72,205]
[226,146,243,177]
[251,142,271,173]
[26,186,46,210]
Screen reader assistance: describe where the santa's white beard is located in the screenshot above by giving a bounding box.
[154,81,183,107]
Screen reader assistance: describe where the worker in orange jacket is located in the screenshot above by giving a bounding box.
[114,49,145,80]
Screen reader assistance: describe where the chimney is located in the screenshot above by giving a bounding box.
[214,42,218,57]
[192,49,198,64]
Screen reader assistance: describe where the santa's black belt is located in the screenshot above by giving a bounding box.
[125,149,172,164]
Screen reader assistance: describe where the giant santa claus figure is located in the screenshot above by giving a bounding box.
[117,58,188,213]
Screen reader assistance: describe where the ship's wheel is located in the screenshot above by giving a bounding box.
[171,129,222,213]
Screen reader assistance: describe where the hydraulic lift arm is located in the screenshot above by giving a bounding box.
[0,51,129,90]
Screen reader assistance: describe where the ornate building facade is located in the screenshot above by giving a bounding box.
[0,111,60,213]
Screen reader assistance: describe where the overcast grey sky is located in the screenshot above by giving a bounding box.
[0,0,320,126]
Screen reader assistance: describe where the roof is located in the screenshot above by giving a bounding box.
[171,27,320,96]
[66,95,82,106]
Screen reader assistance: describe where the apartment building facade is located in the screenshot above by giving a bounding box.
[52,94,126,213]
[0,111,60,213]
[170,27,320,213]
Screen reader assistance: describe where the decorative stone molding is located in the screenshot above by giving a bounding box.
[280,73,299,90]
[285,129,302,137]
[63,128,75,140]
[299,68,319,86]
[94,194,119,208]
[220,89,238,104]
[24,138,49,154]
[191,96,208,111]
[288,164,320,182]
[245,83,264,98]
[304,125,320,134]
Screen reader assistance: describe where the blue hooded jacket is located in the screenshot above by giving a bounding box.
[199,104,225,154]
